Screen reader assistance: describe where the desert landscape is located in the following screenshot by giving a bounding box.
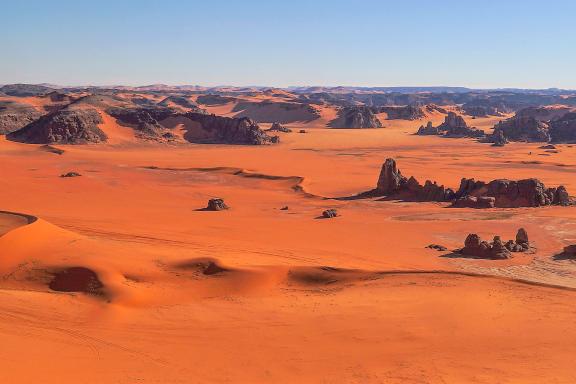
[1,83,576,383]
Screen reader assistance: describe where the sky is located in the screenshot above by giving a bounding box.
[1,0,575,89]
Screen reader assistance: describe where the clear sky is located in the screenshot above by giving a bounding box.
[2,0,575,89]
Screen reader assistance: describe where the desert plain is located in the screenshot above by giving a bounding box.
[1,85,576,383]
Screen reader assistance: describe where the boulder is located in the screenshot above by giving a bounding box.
[416,121,440,135]
[206,198,229,211]
[268,122,292,133]
[322,209,338,218]
[60,172,81,178]
[426,244,448,251]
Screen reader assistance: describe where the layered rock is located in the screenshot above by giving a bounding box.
[549,112,576,143]
[329,106,382,128]
[7,108,106,144]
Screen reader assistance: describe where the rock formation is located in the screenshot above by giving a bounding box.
[329,106,382,128]
[367,158,572,208]
[0,101,44,134]
[416,121,439,135]
[549,112,576,143]
[107,106,174,139]
[491,115,550,143]
[268,122,292,133]
[60,172,81,178]
[491,130,508,147]
[460,229,530,259]
[7,108,106,144]
[371,158,454,202]
[206,198,229,211]
[380,105,424,120]
[416,112,484,138]
[184,113,277,145]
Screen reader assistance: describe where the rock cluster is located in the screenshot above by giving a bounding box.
[416,112,485,138]
[369,158,572,208]
[7,108,106,144]
[206,198,229,211]
[491,115,550,143]
[107,106,174,139]
[373,158,454,201]
[330,106,382,128]
[460,229,530,259]
[453,177,570,208]
[0,101,44,134]
[60,172,81,178]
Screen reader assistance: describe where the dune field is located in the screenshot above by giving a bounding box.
[2,91,576,383]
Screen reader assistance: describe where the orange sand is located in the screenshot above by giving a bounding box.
[1,109,576,383]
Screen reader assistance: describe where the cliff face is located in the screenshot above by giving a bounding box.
[7,109,106,144]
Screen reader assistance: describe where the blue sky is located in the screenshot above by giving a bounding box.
[2,0,575,88]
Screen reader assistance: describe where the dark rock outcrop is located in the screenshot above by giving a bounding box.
[416,112,484,138]
[206,198,229,211]
[0,101,44,134]
[549,112,576,143]
[329,106,382,128]
[371,158,454,202]
[7,109,106,144]
[416,121,439,135]
[460,229,531,259]
[380,105,424,120]
[184,113,277,145]
[0,83,55,97]
[491,130,508,147]
[367,158,572,208]
[491,115,550,142]
[107,106,174,139]
[426,244,448,251]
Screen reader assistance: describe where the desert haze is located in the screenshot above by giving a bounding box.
[3,82,576,383]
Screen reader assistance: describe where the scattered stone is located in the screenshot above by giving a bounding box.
[426,244,448,252]
[322,209,338,218]
[299,129,307,133]
[280,206,289,210]
[206,198,229,211]
[60,172,81,178]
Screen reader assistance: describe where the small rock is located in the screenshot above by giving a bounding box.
[206,198,229,211]
[280,206,289,210]
[60,172,81,178]
[322,209,338,218]
[426,244,448,252]
[299,129,307,134]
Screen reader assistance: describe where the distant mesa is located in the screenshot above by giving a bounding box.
[365,158,572,208]
[416,112,485,138]
[0,83,55,97]
[329,106,382,128]
[380,105,424,120]
[196,94,237,106]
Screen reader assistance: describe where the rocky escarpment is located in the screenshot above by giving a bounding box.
[549,112,576,143]
[380,105,424,120]
[366,158,572,208]
[416,112,485,138]
[490,115,550,143]
[0,101,44,134]
[183,113,278,145]
[329,106,382,128]
[7,108,106,144]
[158,96,204,112]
